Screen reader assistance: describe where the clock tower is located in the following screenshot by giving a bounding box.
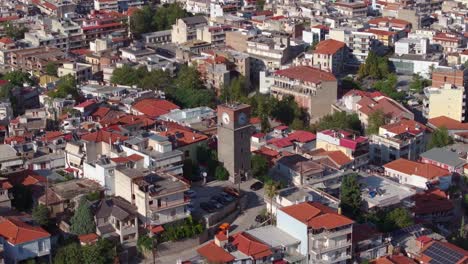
[217,103,252,184]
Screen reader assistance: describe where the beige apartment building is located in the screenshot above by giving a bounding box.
[270,66,338,122]
[424,84,466,122]
[171,16,208,44]
[114,168,190,226]
[58,62,93,83]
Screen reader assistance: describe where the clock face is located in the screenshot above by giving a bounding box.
[222,112,230,125]
[238,112,247,125]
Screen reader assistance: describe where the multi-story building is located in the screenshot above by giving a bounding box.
[424,84,467,122]
[58,62,93,83]
[185,0,210,14]
[432,32,464,53]
[431,66,467,88]
[394,37,430,56]
[9,47,66,73]
[277,201,354,263]
[114,169,190,226]
[306,39,348,74]
[81,11,127,45]
[23,30,69,51]
[329,28,377,64]
[333,1,368,18]
[316,130,369,168]
[419,147,466,174]
[50,18,85,50]
[94,0,118,11]
[196,25,232,46]
[171,16,208,44]
[369,119,428,165]
[270,66,337,122]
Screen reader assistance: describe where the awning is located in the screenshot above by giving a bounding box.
[150,225,165,234]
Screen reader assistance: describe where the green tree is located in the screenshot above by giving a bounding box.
[111,65,147,86]
[54,243,83,264]
[366,109,387,135]
[70,197,96,235]
[357,51,390,80]
[129,5,153,37]
[260,115,270,133]
[256,0,266,11]
[222,76,248,102]
[383,208,413,231]
[341,76,362,90]
[340,173,362,218]
[215,165,229,181]
[139,69,171,91]
[45,62,58,76]
[137,235,153,254]
[2,22,27,39]
[49,75,80,100]
[153,3,190,31]
[11,184,33,211]
[251,155,269,182]
[32,204,49,226]
[315,111,362,132]
[373,74,405,101]
[409,74,431,94]
[428,127,453,149]
[2,70,34,86]
[264,180,278,217]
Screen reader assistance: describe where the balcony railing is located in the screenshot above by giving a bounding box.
[149,211,190,225]
[149,198,190,212]
[311,240,352,254]
[313,227,352,239]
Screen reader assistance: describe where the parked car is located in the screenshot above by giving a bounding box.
[213,195,230,205]
[220,192,235,202]
[255,214,267,223]
[250,181,264,191]
[200,202,215,213]
[184,190,197,198]
[210,199,223,209]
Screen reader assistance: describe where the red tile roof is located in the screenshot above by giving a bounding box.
[132,98,179,118]
[92,107,110,119]
[433,32,461,42]
[197,241,235,263]
[78,233,99,244]
[0,37,14,44]
[159,128,208,147]
[368,17,411,28]
[274,66,337,84]
[22,174,47,186]
[420,241,468,264]
[384,158,450,180]
[0,16,19,23]
[0,179,13,190]
[42,131,64,142]
[365,28,397,36]
[280,201,354,229]
[81,130,128,144]
[313,39,346,55]
[287,130,316,143]
[381,119,427,134]
[0,217,50,245]
[75,99,97,109]
[253,146,280,158]
[428,116,468,131]
[413,189,453,215]
[357,96,411,120]
[311,149,352,167]
[231,232,273,260]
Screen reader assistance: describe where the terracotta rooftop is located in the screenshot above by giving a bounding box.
[420,241,468,264]
[81,130,128,144]
[0,217,50,245]
[372,255,416,264]
[384,158,451,180]
[159,128,208,147]
[413,189,453,215]
[132,98,179,118]
[231,232,273,260]
[197,241,235,263]
[280,201,354,229]
[428,116,468,131]
[313,39,346,55]
[274,66,337,84]
[381,119,427,135]
[368,17,411,28]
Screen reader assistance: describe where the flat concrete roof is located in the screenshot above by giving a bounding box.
[359,174,416,209]
[246,225,300,248]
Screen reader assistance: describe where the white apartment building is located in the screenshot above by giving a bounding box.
[94,0,118,11]
[171,16,208,44]
[58,63,93,83]
[277,202,354,263]
[423,83,467,122]
[329,28,377,64]
[394,37,429,56]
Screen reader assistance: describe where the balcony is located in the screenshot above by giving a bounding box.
[311,240,352,254]
[149,197,190,212]
[149,211,190,225]
[313,227,352,239]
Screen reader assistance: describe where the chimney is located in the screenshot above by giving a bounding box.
[338,207,342,215]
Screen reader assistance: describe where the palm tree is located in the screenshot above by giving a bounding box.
[264,181,278,221]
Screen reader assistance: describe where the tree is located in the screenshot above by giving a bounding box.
[264,180,278,218]
[315,111,362,132]
[366,109,387,135]
[153,3,190,31]
[222,76,248,102]
[373,74,405,102]
[357,51,390,80]
[340,173,362,218]
[129,5,153,37]
[428,127,453,149]
[139,69,171,91]
[215,165,229,181]
[2,22,27,39]
[110,65,147,86]
[11,184,33,211]
[82,239,116,264]
[256,0,266,11]
[45,62,58,76]
[383,208,413,231]
[251,155,269,182]
[32,204,49,226]
[409,74,431,94]
[137,235,153,254]
[49,75,80,100]
[70,197,96,235]
[2,70,34,86]
[54,243,83,264]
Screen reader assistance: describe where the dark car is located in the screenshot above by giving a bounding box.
[220,192,235,202]
[250,181,264,191]
[200,202,215,213]
[213,195,230,205]
[255,214,267,223]
[209,198,224,209]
